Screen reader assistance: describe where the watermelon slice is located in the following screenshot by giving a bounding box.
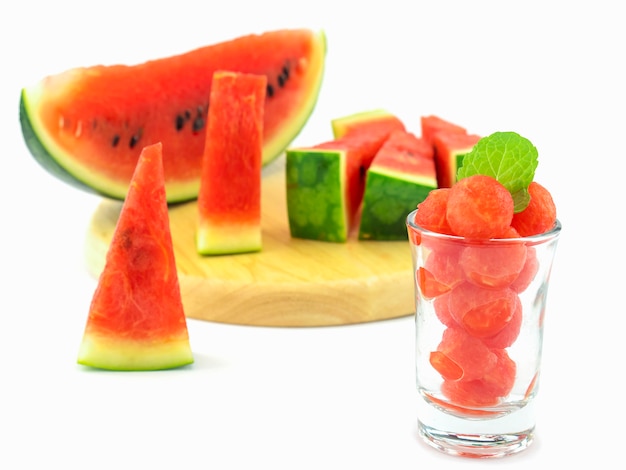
[196,71,266,255]
[433,131,481,188]
[331,109,405,139]
[20,29,326,203]
[77,142,193,371]
[286,120,401,242]
[358,130,437,240]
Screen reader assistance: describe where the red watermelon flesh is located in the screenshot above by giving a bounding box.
[433,131,481,188]
[420,115,467,145]
[196,71,266,255]
[369,130,434,168]
[20,29,326,203]
[77,142,193,371]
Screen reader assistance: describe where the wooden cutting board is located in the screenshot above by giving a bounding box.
[84,160,415,327]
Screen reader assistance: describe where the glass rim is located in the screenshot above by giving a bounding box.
[406,208,562,244]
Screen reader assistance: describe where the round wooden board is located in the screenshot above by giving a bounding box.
[85,160,415,327]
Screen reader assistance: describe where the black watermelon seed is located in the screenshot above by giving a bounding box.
[129,130,142,149]
[192,116,205,132]
[266,84,274,98]
[112,135,120,147]
[175,114,186,131]
[278,74,285,88]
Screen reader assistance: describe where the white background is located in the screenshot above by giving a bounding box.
[1,1,624,468]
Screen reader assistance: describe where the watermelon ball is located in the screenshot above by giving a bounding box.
[481,348,517,397]
[441,378,501,407]
[479,295,522,349]
[429,327,498,381]
[441,348,516,407]
[424,243,465,291]
[417,267,451,299]
[433,292,457,328]
[459,227,528,290]
[413,188,454,235]
[511,181,557,237]
[448,282,518,338]
[446,175,514,239]
[510,246,539,293]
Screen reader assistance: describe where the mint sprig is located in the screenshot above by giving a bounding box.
[457,131,538,212]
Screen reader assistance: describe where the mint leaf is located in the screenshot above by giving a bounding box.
[457,131,538,212]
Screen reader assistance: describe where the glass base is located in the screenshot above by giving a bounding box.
[418,421,534,458]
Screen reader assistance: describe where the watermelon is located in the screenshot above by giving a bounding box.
[432,131,481,188]
[20,29,326,203]
[196,71,266,255]
[420,115,466,145]
[77,142,193,371]
[285,148,348,242]
[358,130,437,240]
[286,117,403,242]
[331,109,405,139]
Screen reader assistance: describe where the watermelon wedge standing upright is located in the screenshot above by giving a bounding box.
[196,71,266,255]
[77,142,193,371]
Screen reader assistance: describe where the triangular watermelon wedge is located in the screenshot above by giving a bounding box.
[77,142,193,371]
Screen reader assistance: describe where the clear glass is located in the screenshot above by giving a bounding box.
[406,209,561,458]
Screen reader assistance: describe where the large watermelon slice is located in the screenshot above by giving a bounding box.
[77,142,193,371]
[20,29,326,203]
[196,71,266,255]
[358,130,437,240]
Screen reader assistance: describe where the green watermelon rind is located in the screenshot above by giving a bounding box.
[368,162,437,188]
[286,149,348,243]
[196,224,263,255]
[20,92,102,196]
[77,336,194,371]
[358,168,437,241]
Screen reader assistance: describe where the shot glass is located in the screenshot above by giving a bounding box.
[406,209,561,458]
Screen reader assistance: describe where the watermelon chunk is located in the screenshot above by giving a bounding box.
[196,71,266,255]
[331,109,405,139]
[420,115,467,145]
[358,130,437,240]
[433,131,481,188]
[20,29,326,203]
[286,118,401,242]
[286,110,404,242]
[77,142,193,371]
[285,148,348,242]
